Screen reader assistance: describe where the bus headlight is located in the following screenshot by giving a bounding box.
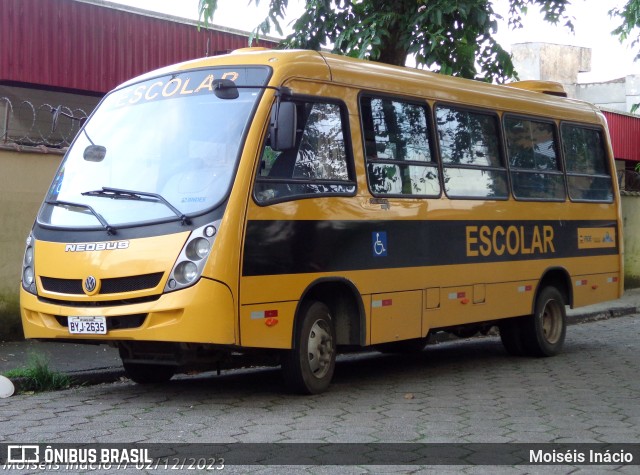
[174,261,198,284]
[186,237,211,260]
[165,220,220,293]
[23,266,35,286]
[24,246,34,266]
[22,234,37,295]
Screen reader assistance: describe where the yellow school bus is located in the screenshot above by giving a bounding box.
[20,49,623,394]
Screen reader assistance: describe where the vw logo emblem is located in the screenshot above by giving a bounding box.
[83,275,98,295]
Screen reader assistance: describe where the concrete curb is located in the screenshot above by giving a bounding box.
[567,305,638,324]
[67,367,127,386]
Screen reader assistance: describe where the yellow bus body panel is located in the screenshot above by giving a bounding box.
[21,278,236,344]
[21,233,236,344]
[20,49,624,353]
[34,233,188,302]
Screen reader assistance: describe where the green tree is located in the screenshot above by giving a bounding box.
[610,0,640,58]
[198,0,573,82]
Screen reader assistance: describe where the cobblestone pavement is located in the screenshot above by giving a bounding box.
[0,315,638,475]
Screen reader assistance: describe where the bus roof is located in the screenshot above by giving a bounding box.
[121,48,602,124]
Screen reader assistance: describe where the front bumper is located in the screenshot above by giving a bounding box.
[20,278,236,345]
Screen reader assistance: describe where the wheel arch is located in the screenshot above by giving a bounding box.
[292,278,366,348]
[534,266,573,312]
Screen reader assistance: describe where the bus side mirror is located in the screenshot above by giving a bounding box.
[212,79,239,100]
[270,102,297,151]
[83,144,107,162]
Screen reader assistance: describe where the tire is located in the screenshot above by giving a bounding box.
[521,286,567,357]
[123,361,175,384]
[498,316,527,356]
[282,301,336,395]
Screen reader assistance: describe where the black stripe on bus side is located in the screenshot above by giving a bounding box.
[242,219,619,277]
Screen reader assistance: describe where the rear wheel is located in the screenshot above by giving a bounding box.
[282,301,336,394]
[122,361,175,384]
[522,286,566,356]
[498,316,527,356]
[499,286,566,357]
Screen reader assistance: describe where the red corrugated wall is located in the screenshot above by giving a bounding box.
[0,0,279,95]
[602,110,640,162]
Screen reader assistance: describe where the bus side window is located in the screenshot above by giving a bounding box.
[254,101,355,204]
[504,116,566,201]
[561,123,613,202]
[360,95,439,197]
[435,105,508,199]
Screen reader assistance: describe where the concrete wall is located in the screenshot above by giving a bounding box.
[511,42,592,98]
[622,192,640,288]
[574,76,640,112]
[0,146,62,294]
[511,42,640,115]
[576,79,627,112]
[624,75,640,111]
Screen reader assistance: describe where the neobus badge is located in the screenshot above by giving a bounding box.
[65,241,129,252]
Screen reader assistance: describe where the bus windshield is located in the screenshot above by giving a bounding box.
[39,66,270,229]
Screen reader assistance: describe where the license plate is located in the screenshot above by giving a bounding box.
[68,316,107,335]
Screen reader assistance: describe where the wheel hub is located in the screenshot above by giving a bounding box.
[541,300,562,344]
[307,319,334,379]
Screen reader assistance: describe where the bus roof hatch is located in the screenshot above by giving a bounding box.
[506,80,567,97]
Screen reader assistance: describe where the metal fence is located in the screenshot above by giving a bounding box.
[618,170,640,192]
[0,96,89,148]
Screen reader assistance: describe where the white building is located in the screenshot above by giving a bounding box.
[510,42,640,113]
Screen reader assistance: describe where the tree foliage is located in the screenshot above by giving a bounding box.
[610,0,640,112]
[198,0,573,82]
[611,0,640,58]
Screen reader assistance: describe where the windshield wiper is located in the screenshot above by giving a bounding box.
[45,200,116,235]
[81,187,190,225]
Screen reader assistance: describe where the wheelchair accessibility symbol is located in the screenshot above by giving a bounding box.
[372,231,387,257]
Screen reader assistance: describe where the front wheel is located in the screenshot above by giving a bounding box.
[281,301,336,394]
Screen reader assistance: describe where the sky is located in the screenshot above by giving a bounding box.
[109,0,640,82]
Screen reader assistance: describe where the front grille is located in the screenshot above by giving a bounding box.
[101,273,164,294]
[40,272,164,295]
[40,277,83,294]
[39,295,161,307]
[56,314,147,330]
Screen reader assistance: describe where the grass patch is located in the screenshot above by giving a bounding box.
[0,292,24,341]
[3,353,72,392]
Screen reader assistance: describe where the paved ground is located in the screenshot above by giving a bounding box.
[2,288,639,379]
[0,310,639,474]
